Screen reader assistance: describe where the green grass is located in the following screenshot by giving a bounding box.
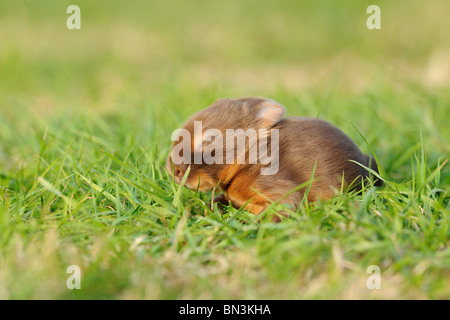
[0,0,449,299]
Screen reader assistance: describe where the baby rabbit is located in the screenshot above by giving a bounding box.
[166,97,381,216]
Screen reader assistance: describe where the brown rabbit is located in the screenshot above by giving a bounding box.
[166,97,382,216]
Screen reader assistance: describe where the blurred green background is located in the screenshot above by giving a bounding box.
[1,0,449,102]
[0,0,449,299]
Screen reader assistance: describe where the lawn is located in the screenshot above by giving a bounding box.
[0,0,449,299]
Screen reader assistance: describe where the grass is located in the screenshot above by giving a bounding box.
[0,0,449,299]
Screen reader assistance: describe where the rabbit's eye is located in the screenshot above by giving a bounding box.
[175,168,182,177]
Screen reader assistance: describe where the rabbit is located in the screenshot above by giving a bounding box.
[166,97,382,216]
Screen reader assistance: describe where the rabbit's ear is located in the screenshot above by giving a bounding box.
[255,99,286,128]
